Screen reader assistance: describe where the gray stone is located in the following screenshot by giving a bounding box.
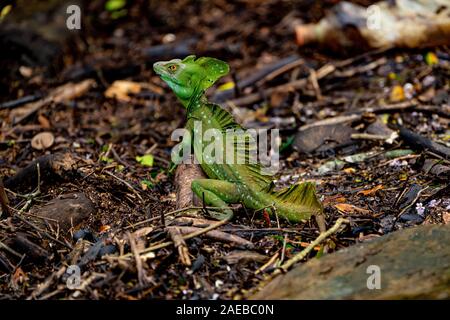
[252,224,450,299]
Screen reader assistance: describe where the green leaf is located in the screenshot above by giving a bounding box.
[110,9,127,19]
[100,156,113,163]
[105,0,126,12]
[141,179,154,189]
[280,135,295,153]
[315,245,324,259]
[0,4,12,21]
[136,154,154,167]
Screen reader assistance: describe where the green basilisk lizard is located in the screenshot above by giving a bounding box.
[154,55,323,223]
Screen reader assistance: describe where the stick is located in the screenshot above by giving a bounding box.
[27,265,66,300]
[398,126,450,159]
[0,94,42,110]
[0,178,10,217]
[279,218,348,272]
[104,171,144,203]
[169,226,254,248]
[128,232,147,287]
[123,205,234,230]
[0,240,23,258]
[270,218,349,278]
[229,63,336,106]
[167,227,192,266]
[11,79,95,124]
[117,215,232,260]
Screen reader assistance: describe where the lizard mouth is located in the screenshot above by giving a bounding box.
[153,63,181,85]
[159,73,179,85]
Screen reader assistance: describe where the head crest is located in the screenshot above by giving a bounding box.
[183,55,229,90]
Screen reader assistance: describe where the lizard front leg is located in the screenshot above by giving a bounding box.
[191,179,240,220]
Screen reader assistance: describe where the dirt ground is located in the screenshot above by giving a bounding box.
[0,0,449,299]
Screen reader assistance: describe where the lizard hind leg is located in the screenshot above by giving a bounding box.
[191,179,240,220]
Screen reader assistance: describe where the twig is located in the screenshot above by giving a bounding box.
[104,170,144,203]
[395,186,430,220]
[110,146,130,167]
[123,206,235,230]
[0,178,10,217]
[128,232,147,287]
[299,114,361,131]
[398,125,450,159]
[308,68,323,101]
[333,57,387,78]
[0,94,42,110]
[351,133,391,140]
[278,234,288,267]
[169,226,254,248]
[118,215,232,260]
[229,63,336,106]
[270,218,349,278]
[167,227,192,266]
[255,251,279,275]
[13,213,72,249]
[0,240,23,258]
[27,265,66,300]
[12,79,95,124]
[257,58,304,85]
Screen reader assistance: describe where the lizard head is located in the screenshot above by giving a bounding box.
[153,55,229,107]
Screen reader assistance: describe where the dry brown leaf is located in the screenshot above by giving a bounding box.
[38,114,51,129]
[358,184,384,196]
[390,85,405,102]
[334,203,371,215]
[12,267,28,286]
[52,79,96,103]
[105,80,142,102]
[323,196,346,205]
[343,168,356,174]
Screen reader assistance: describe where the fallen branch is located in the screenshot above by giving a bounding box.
[117,215,232,260]
[398,126,450,159]
[168,226,254,248]
[268,218,349,280]
[10,79,96,124]
[174,156,206,209]
[280,218,348,272]
[4,152,77,191]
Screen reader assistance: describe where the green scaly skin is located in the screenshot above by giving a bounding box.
[154,55,323,222]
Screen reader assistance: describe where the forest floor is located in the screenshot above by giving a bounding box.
[0,0,449,299]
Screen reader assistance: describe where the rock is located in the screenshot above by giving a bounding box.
[366,119,395,137]
[294,123,355,155]
[252,224,450,299]
[31,192,95,232]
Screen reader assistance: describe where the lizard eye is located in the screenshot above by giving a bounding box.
[168,65,178,72]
